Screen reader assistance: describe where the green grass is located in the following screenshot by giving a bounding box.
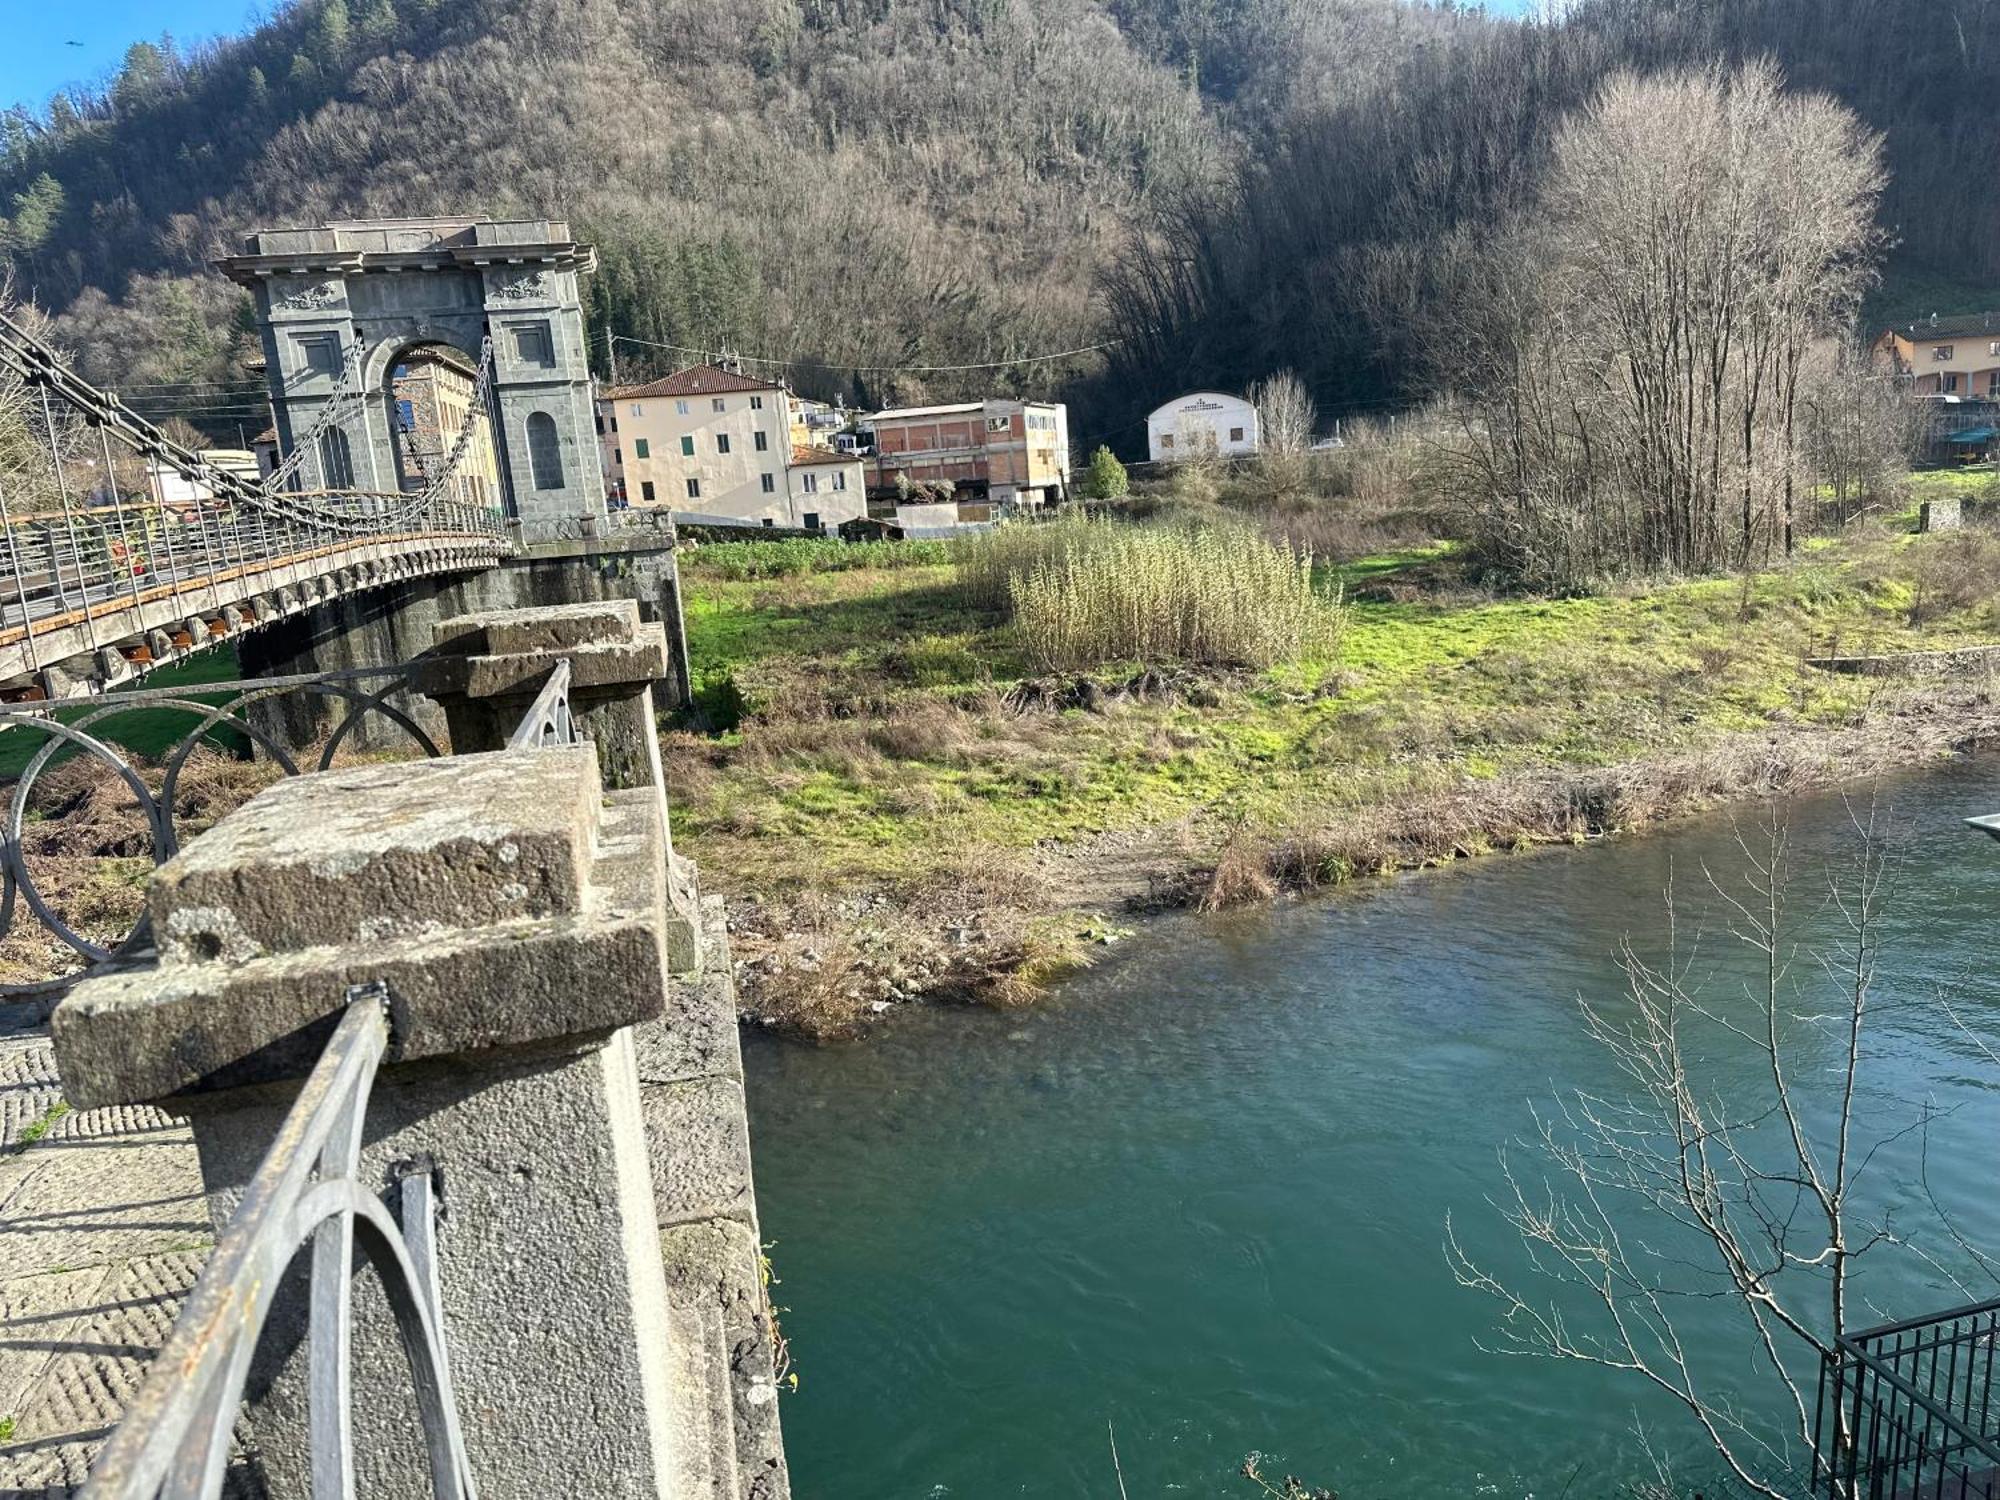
[16,1100,69,1146]
[682,536,953,580]
[664,524,2000,899]
[0,1414,14,1443]
[0,647,245,779]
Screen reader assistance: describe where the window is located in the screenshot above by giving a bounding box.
[610,414,618,432]
[712,397,726,413]
[1989,372,2000,397]
[396,399,415,431]
[526,411,564,490]
[1944,374,1961,393]
[988,416,1010,433]
[631,402,644,416]
[802,472,819,494]
[510,321,555,368]
[317,427,354,488]
[686,477,701,499]
[754,431,768,452]
[1160,434,1175,450]
[803,512,820,531]
[1935,345,1956,361]
[761,518,774,528]
[594,409,604,435]
[642,480,657,503]
[750,395,764,410]
[675,400,689,415]
[680,435,695,457]
[613,449,621,465]
[633,438,650,459]
[1990,342,2000,358]
[833,472,847,491]
[717,433,732,455]
[1229,427,1245,442]
[297,334,341,379]
[761,474,775,493]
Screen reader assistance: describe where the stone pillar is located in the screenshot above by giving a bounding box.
[51,746,689,1500]
[417,599,698,973]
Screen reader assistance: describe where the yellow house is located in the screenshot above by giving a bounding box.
[596,365,864,529]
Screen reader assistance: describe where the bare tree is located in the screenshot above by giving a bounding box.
[1249,369,1316,500]
[1425,64,1886,587]
[1448,809,1973,1499]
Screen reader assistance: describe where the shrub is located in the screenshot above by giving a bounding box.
[1080,445,1130,500]
[961,514,1342,669]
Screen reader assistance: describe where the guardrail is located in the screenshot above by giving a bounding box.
[0,665,440,996]
[79,981,479,1500]
[1815,1297,2000,1499]
[70,671,584,1498]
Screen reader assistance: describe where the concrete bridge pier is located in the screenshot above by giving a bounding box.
[236,528,694,755]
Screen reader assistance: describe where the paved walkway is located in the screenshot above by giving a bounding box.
[0,1015,210,1499]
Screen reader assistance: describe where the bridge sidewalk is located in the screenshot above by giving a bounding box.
[0,1016,214,1499]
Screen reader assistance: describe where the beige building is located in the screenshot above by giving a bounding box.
[1874,313,2000,399]
[390,348,500,509]
[597,365,865,529]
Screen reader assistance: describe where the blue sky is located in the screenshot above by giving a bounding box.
[3,2,264,113]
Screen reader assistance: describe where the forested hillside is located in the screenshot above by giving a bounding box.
[0,0,1995,446]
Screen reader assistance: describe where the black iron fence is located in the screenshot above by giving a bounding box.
[1816,1298,2000,1499]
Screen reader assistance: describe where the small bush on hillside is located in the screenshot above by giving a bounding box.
[1080,445,1130,500]
[682,537,951,580]
[961,514,1342,669]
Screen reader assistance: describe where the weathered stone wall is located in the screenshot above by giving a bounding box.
[237,536,693,749]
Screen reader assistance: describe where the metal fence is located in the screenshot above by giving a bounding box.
[1816,1298,2000,1499]
[0,666,439,996]
[73,676,582,1498]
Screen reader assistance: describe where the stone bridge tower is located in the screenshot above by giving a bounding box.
[219,217,606,539]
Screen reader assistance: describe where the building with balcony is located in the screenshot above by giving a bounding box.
[866,398,1070,510]
[1875,312,2000,399]
[596,365,865,529]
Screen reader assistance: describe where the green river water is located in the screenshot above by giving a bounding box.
[743,760,2000,1498]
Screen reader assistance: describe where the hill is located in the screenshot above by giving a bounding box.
[1,0,1996,447]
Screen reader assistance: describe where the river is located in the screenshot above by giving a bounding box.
[742,760,2000,1498]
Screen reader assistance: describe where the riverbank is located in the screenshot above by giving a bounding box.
[663,495,2000,1038]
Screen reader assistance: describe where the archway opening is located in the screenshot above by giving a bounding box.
[379,341,499,510]
[526,411,565,491]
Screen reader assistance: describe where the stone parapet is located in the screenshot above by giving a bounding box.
[50,744,687,1500]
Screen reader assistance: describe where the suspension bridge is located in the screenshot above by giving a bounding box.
[0,216,627,702]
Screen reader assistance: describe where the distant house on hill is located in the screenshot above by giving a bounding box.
[866,398,1070,512]
[1145,391,1258,464]
[1874,312,2000,399]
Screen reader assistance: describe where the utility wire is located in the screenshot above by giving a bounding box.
[608,332,1122,375]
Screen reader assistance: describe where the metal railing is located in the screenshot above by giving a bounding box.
[78,982,479,1500]
[504,659,574,750]
[0,666,439,996]
[1815,1298,2000,1499]
[72,670,583,1496]
[0,311,508,672]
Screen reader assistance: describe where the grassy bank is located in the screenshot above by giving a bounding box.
[663,483,2000,1037]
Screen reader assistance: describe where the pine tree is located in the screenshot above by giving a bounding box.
[312,0,353,67]
[356,0,399,49]
[1080,444,1128,500]
[244,65,271,112]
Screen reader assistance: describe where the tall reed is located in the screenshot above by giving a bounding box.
[959,514,1341,669]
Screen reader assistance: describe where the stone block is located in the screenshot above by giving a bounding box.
[432,599,640,656]
[146,745,600,960]
[645,1076,755,1229]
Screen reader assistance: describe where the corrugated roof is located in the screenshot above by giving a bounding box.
[604,364,783,400]
[871,401,985,420]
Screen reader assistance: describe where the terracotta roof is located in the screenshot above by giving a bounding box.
[604,364,782,400]
[790,446,855,466]
[250,425,277,445]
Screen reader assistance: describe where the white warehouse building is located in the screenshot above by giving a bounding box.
[1146,391,1259,464]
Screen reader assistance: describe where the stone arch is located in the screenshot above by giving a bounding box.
[375,337,496,506]
[221,218,609,535]
[526,411,565,491]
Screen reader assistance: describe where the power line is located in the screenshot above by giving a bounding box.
[608,333,1122,376]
